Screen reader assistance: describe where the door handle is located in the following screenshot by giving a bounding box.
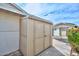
[44,35,47,37]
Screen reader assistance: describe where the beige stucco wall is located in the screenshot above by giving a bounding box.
[0,10,20,55]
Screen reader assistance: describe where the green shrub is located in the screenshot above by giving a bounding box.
[67,28,79,53]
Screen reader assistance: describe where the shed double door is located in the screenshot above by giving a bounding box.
[44,23,51,49]
[34,21,51,55]
[34,21,44,55]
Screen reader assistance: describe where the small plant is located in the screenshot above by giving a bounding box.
[67,26,79,54]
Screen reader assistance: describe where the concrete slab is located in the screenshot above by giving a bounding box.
[53,39,71,56]
[38,47,64,56]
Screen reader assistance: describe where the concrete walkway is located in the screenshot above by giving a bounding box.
[38,47,64,56]
[53,39,71,56]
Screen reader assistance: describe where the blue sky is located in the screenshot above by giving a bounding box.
[17,3,79,25]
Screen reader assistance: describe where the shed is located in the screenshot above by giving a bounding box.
[20,15,53,56]
[0,3,53,56]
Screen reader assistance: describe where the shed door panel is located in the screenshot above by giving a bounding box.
[34,21,44,55]
[26,19,34,56]
[44,23,50,49]
[20,18,27,55]
[20,18,34,56]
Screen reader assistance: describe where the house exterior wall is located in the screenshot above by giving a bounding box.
[61,30,67,36]
[54,28,67,37]
[54,29,60,36]
[0,10,20,55]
